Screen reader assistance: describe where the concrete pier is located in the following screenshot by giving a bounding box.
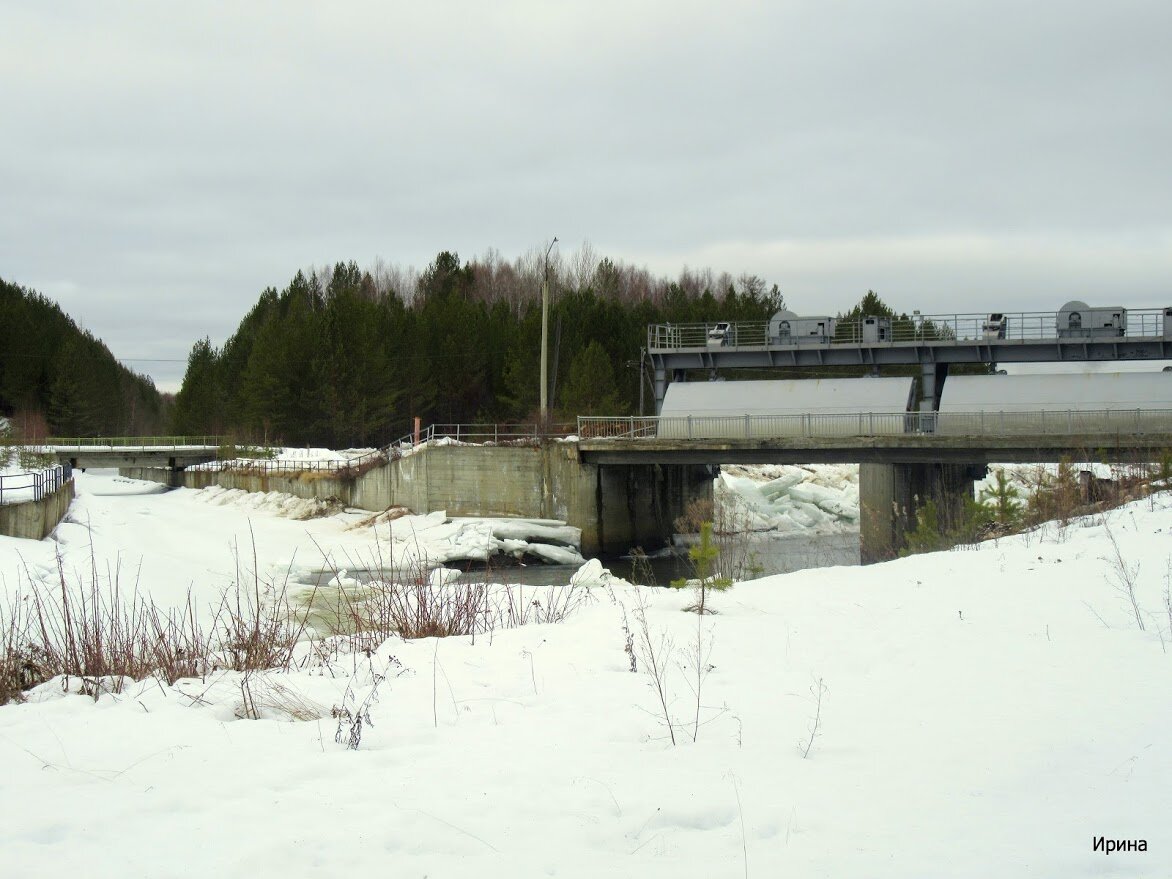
[859,462,984,563]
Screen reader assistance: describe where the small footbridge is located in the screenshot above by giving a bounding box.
[43,436,222,469]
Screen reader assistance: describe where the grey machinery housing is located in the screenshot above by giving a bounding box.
[1057,300,1125,338]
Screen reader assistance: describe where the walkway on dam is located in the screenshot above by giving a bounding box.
[576,411,1172,465]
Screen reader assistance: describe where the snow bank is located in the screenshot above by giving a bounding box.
[569,558,627,588]
[193,485,343,520]
[2,493,1171,877]
[183,485,586,571]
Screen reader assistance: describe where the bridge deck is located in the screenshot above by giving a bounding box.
[577,411,1172,464]
[577,433,1172,465]
[43,439,221,469]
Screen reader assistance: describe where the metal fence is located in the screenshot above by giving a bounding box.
[578,409,1172,440]
[43,435,223,451]
[192,424,579,475]
[416,423,576,444]
[0,465,72,506]
[648,308,1169,350]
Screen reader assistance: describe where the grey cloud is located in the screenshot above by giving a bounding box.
[1,1,1169,392]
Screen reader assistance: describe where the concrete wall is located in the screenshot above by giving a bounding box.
[124,443,712,557]
[122,466,356,504]
[859,462,984,563]
[0,479,76,541]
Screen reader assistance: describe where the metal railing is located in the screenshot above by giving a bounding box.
[43,435,223,451]
[648,308,1170,350]
[578,409,1172,440]
[416,423,577,444]
[192,424,579,475]
[0,465,72,506]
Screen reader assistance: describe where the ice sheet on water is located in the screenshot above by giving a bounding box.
[717,464,860,534]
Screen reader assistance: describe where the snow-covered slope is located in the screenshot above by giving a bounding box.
[1,474,1169,876]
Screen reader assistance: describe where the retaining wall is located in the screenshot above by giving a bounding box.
[123,443,711,556]
[0,480,76,541]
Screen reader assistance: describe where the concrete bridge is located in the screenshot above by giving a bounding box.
[44,437,220,470]
[576,408,1172,466]
[578,410,1172,561]
[95,409,1172,565]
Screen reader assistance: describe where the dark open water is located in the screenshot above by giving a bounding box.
[440,529,861,587]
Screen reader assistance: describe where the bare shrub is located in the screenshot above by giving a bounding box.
[628,548,658,588]
[212,535,317,672]
[238,672,328,722]
[333,669,386,749]
[373,575,491,640]
[312,532,591,646]
[1102,520,1145,631]
[1163,558,1172,641]
[0,553,209,702]
[336,574,590,643]
[1,535,314,706]
[631,593,677,746]
[799,676,828,758]
[683,612,714,742]
[496,581,590,628]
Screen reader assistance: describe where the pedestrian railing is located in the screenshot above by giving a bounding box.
[0,465,72,506]
[648,308,1170,351]
[578,409,1172,440]
[190,424,579,475]
[417,423,577,444]
[43,436,223,451]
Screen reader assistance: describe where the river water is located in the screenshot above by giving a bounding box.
[291,530,860,592]
[95,470,859,590]
[417,529,860,587]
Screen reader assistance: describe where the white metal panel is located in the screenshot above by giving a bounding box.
[939,373,1172,412]
[657,378,913,438]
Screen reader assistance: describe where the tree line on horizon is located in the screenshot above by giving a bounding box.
[170,249,788,447]
[1,248,928,450]
[0,277,167,438]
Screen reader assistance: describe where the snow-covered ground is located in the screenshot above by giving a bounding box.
[1,472,586,624]
[1,469,1170,875]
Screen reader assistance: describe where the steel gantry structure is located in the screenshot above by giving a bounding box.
[647,306,1172,413]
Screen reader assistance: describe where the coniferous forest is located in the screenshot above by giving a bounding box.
[0,277,167,437]
[4,249,935,449]
[170,250,785,448]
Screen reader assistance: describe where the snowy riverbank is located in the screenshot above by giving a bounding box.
[1,474,1170,875]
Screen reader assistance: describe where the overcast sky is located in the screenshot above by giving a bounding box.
[2,1,1169,391]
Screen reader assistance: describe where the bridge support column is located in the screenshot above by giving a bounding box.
[860,461,985,563]
[919,363,949,413]
[579,461,712,557]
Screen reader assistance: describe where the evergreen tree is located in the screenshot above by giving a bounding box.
[172,338,226,435]
[559,341,625,416]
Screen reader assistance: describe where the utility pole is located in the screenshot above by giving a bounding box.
[540,237,558,426]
